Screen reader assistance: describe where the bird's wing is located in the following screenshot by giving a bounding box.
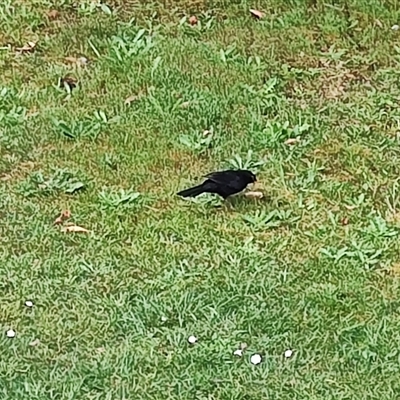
[204,170,240,188]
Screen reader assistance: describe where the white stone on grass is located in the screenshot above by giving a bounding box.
[6,329,16,338]
[25,300,34,308]
[188,335,198,344]
[250,353,262,365]
[233,349,243,357]
[284,349,293,358]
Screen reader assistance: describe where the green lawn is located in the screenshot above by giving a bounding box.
[2,0,400,398]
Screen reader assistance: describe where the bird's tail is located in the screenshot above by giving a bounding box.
[177,183,205,198]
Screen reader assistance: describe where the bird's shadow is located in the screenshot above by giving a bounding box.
[225,193,270,209]
[177,192,269,212]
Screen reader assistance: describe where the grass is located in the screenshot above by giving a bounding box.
[1,0,400,398]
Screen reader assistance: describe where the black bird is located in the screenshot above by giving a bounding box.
[177,169,257,200]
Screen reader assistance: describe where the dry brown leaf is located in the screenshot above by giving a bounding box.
[124,94,139,105]
[250,9,265,19]
[16,41,37,53]
[189,15,198,25]
[180,101,191,108]
[65,56,78,64]
[244,191,264,199]
[60,76,77,90]
[46,9,59,19]
[65,56,88,67]
[374,19,383,28]
[61,225,89,233]
[62,210,71,219]
[29,338,40,346]
[54,209,71,225]
[340,217,349,226]
[285,138,300,145]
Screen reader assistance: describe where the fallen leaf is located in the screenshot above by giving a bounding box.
[189,15,198,25]
[244,191,264,199]
[250,9,265,19]
[240,342,248,350]
[60,76,77,91]
[340,217,349,226]
[62,210,71,219]
[54,209,71,225]
[29,338,40,346]
[124,94,139,105]
[374,19,383,28]
[61,225,89,233]
[16,41,37,53]
[46,9,59,19]
[65,56,88,67]
[96,347,106,353]
[285,138,300,145]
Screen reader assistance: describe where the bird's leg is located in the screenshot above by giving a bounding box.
[223,196,235,211]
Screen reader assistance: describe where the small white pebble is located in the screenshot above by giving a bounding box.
[6,329,16,338]
[188,335,198,344]
[284,349,293,358]
[250,353,262,365]
[25,300,34,308]
[233,349,243,357]
[161,316,167,322]
[392,24,399,30]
